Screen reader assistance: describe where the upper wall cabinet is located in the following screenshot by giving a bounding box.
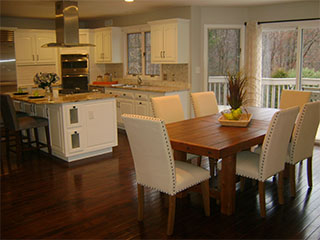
[15,30,57,65]
[148,19,190,64]
[94,27,122,64]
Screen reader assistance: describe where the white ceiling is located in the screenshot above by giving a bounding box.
[0,0,308,20]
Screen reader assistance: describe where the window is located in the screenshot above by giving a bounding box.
[126,30,160,78]
[204,25,244,105]
[127,33,142,75]
[261,22,320,108]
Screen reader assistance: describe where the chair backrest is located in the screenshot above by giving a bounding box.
[151,95,185,124]
[279,90,311,110]
[191,91,219,118]
[259,106,299,181]
[0,94,19,130]
[122,114,177,195]
[289,101,320,164]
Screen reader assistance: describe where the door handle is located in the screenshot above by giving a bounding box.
[32,55,35,61]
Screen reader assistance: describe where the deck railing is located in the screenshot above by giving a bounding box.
[208,76,320,108]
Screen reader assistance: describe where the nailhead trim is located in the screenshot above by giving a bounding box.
[288,105,306,164]
[259,111,280,181]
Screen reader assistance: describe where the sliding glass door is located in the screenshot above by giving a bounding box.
[261,23,320,108]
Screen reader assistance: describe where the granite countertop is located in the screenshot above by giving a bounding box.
[11,92,115,104]
[90,84,189,93]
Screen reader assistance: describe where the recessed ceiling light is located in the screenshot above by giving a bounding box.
[125,0,134,2]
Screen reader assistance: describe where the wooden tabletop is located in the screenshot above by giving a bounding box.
[166,107,278,159]
[166,107,278,216]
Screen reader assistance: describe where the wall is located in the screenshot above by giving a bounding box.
[191,1,320,93]
[0,17,55,29]
[248,1,320,22]
[112,6,191,27]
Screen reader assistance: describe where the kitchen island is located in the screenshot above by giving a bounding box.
[12,92,117,162]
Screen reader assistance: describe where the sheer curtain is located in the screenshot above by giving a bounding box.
[244,21,262,107]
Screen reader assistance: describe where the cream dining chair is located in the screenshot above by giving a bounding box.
[191,91,219,118]
[286,101,320,197]
[122,114,210,235]
[151,95,200,163]
[280,89,311,110]
[231,106,299,217]
[191,91,220,180]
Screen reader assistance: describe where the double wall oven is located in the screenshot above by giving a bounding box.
[61,54,89,93]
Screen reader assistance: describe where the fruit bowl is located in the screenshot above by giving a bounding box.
[218,113,252,127]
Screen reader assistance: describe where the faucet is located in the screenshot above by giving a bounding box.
[137,75,142,86]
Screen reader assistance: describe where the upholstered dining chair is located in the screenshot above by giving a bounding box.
[190,91,220,180]
[191,91,219,118]
[280,89,311,110]
[122,114,210,235]
[0,94,52,161]
[231,106,299,217]
[151,95,185,124]
[151,95,200,163]
[286,101,320,197]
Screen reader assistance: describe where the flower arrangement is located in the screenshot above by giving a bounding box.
[33,72,60,89]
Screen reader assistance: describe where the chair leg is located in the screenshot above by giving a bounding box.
[240,177,245,192]
[34,128,40,150]
[307,157,313,188]
[137,184,144,222]
[5,128,10,160]
[289,164,296,198]
[167,195,176,236]
[45,126,52,155]
[258,181,266,218]
[26,129,32,147]
[15,131,23,162]
[278,171,284,205]
[200,180,210,216]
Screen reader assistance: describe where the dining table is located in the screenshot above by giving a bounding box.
[166,107,278,216]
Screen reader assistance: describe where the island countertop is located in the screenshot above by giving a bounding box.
[11,92,115,104]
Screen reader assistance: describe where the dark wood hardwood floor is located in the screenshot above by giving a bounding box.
[1,130,320,239]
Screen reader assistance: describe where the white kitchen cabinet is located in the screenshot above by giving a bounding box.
[135,100,149,116]
[94,27,122,63]
[117,98,134,124]
[105,87,190,128]
[14,97,117,162]
[148,19,189,64]
[15,30,57,65]
[58,29,93,55]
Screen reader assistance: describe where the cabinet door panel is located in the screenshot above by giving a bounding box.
[15,34,35,64]
[36,34,56,63]
[151,25,164,62]
[103,31,112,62]
[85,101,117,149]
[163,23,177,62]
[118,99,134,124]
[95,32,104,63]
[135,101,149,116]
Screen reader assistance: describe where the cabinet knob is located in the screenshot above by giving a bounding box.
[139,102,142,105]
[123,93,126,96]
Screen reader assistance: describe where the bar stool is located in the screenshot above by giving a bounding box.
[0,94,52,162]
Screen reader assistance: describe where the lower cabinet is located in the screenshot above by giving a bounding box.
[15,97,118,162]
[105,87,190,128]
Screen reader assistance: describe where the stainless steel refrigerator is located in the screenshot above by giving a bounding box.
[0,29,17,93]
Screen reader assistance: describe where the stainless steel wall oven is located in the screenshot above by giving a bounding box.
[61,54,89,91]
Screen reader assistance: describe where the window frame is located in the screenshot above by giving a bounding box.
[123,24,161,81]
[203,24,245,91]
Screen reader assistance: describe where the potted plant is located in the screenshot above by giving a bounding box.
[223,71,248,120]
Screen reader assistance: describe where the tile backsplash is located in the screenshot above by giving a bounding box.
[102,63,189,89]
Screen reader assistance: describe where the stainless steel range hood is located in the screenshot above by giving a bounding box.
[42,1,95,48]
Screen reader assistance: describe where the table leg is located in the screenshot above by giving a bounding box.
[220,154,236,215]
[174,150,187,161]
